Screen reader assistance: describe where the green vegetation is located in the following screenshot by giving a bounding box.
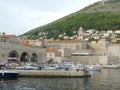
[22,0,120,40]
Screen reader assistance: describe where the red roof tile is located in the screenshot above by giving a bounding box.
[47,49,56,53]
[21,41,33,47]
[48,40,85,43]
[2,35,15,39]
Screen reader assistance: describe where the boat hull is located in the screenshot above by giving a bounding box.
[0,71,19,79]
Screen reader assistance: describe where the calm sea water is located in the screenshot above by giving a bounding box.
[0,69,120,90]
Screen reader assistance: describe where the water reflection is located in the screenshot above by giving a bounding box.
[0,77,18,90]
[0,69,120,90]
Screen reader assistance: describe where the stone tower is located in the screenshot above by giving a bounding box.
[102,0,109,5]
[77,26,84,40]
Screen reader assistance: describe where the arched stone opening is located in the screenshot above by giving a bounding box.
[8,50,19,63]
[31,53,38,63]
[46,58,54,64]
[20,52,29,63]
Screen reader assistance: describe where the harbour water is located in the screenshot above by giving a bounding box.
[0,69,120,90]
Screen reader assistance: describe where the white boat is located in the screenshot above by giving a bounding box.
[103,64,120,69]
[85,64,102,71]
[57,63,76,70]
[22,63,39,70]
[0,70,19,79]
[0,64,19,79]
[23,65,39,70]
[44,64,58,70]
[88,66,102,71]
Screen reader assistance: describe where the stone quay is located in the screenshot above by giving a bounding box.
[11,70,91,78]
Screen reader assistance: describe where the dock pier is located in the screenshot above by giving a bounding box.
[11,70,91,78]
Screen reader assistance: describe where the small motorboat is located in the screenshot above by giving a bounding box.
[0,70,19,79]
[103,64,120,69]
[0,64,19,79]
[83,64,102,71]
[80,64,102,71]
[88,66,102,71]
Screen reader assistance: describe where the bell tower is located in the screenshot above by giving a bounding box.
[102,0,109,6]
[77,26,84,40]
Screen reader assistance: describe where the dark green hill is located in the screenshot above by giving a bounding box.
[22,0,120,39]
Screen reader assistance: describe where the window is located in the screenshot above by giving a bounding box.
[2,53,4,58]
[4,39,6,42]
[49,53,51,57]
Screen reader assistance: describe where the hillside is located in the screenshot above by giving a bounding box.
[22,0,120,39]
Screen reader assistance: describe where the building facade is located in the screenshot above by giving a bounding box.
[47,39,108,64]
[0,34,46,64]
[108,44,120,64]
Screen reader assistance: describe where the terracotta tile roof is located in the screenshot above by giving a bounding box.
[21,41,33,47]
[48,40,85,43]
[2,35,15,39]
[47,49,56,53]
[109,44,120,46]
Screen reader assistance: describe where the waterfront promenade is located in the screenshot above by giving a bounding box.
[10,70,91,78]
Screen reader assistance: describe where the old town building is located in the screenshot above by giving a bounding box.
[0,34,46,64]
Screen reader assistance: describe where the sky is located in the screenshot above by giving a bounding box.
[0,0,102,36]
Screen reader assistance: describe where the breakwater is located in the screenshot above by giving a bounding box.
[11,70,91,78]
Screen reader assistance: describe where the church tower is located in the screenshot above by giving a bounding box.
[102,0,109,5]
[77,26,84,40]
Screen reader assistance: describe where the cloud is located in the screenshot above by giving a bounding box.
[0,0,102,35]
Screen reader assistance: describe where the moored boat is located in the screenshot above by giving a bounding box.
[103,64,120,69]
[88,66,102,71]
[0,70,19,79]
[0,64,19,79]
